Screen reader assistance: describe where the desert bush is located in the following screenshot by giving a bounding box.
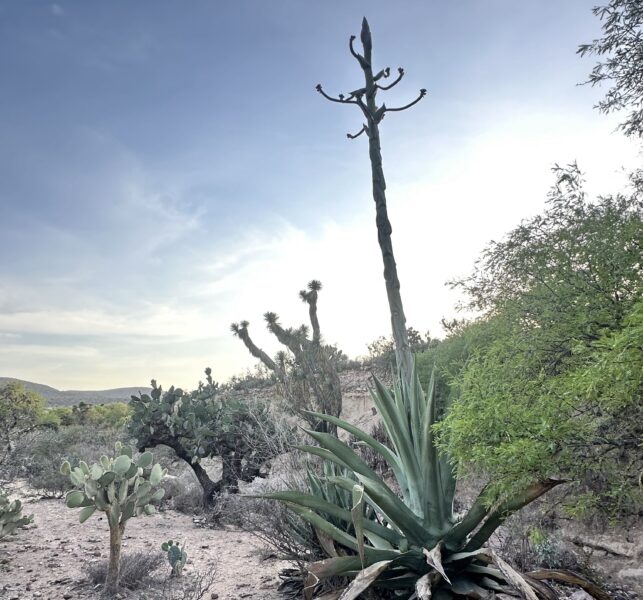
[160,568,217,600]
[10,425,124,496]
[497,514,583,574]
[223,364,277,391]
[0,382,53,464]
[436,166,643,518]
[367,327,437,371]
[61,442,166,594]
[0,491,33,538]
[87,551,164,590]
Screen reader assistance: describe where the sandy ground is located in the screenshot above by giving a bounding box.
[0,495,288,600]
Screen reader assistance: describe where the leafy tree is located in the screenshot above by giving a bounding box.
[87,403,132,429]
[435,165,643,516]
[578,0,643,137]
[0,382,48,459]
[128,368,284,504]
[368,327,437,370]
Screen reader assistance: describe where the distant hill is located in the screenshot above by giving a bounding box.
[0,377,152,407]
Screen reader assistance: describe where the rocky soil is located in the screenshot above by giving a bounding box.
[0,493,288,600]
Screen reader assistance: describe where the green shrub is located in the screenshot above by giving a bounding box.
[12,425,124,497]
[436,169,643,517]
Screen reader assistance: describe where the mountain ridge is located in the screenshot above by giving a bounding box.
[0,377,151,407]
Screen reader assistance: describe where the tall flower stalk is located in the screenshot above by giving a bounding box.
[316,17,426,387]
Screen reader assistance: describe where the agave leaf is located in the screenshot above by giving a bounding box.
[415,571,441,599]
[463,563,504,579]
[363,529,394,550]
[478,576,508,592]
[302,430,382,483]
[449,576,490,599]
[283,502,361,553]
[423,542,451,584]
[488,550,538,600]
[370,377,421,503]
[314,526,338,557]
[327,474,427,546]
[527,569,611,600]
[294,445,351,470]
[442,485,492,550]
[302,431,427,544]
[304,556,378,600]
[304,570,318,600]
[303,410,405,484]
[258,490,403,546]
[444,548,491,563]
[418,367,448,526]
[351,484,366,567]
[337,559,393,600]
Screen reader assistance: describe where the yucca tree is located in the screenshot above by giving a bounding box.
[231,281,342,434]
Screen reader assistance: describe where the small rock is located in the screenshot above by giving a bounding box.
[618,567,643,580]
[569,591,593,600]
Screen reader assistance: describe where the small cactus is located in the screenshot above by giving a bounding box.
[0,493,33,539]
[61,442,166,594]
[161,539,187,576]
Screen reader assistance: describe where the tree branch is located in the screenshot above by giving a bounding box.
[385,88,428,112]
[347,125,368,139]
[349,35,369,69]
[378,67,405,90]
[315,84,359,105]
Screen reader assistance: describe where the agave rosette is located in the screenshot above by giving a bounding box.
[263,363,574,599]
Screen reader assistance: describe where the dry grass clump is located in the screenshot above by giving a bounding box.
[160,568,217,600]
[86,551,164,590]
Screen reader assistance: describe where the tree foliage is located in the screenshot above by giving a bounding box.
[0,382,50,460]
[579,0,643,137]
[435,165,643,516]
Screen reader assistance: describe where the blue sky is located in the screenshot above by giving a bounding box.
[0,1,640,389]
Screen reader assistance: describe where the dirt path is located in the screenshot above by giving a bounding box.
[0,497,287,600]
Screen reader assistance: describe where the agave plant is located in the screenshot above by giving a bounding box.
[263,364,610,600]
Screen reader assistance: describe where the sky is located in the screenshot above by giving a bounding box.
[0,1,640,390]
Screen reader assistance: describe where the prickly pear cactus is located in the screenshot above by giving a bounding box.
[60,441,166,526]
[161,539,187,576]
[61,441,167,594]
[0,493,33,539]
